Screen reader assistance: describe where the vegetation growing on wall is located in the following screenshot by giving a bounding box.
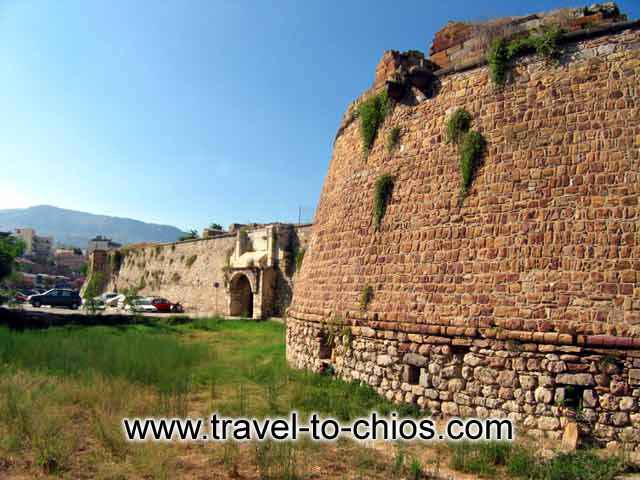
[185,255,197,268]
[386,126,401,152]
[459,131,486,196]
[488,27,563,85]
[446,108,472,144]
[360,285,373,311]
[295,248,306,272]
[373,174,394,230]
[358,91,390,153]
[445,109,486,198]
[109,251,123,273]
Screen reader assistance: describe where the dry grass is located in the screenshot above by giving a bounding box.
[0,319,627,479]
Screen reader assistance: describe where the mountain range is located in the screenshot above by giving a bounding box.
[0,205,186,249]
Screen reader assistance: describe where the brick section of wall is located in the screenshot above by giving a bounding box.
[428,4,625,69]
[290,27,640,339]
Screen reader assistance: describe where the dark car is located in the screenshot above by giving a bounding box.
[29,289,81,309]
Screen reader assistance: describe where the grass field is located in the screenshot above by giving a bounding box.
[0,317,633,479]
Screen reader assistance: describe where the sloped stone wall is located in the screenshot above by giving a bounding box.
[287,24,640,446]
[110,235,236,313]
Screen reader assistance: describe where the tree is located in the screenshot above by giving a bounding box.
[209,223,223,231]
[0,236,25,282]
[179,229,199,241]
[82,271,105,314]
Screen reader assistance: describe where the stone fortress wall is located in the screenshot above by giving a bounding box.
[287,4,640,448]
[92,223,312,318]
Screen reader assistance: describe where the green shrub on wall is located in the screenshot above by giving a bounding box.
[185,255,197,268]
[459,131,486,196]
[295,247,306,272]
[359,91,390,153]
[445,109,486,198]
[386,126,401,152]
[488,27,563,86]
[446,108,472,144]
[373,174,394,230]
[360,285,373,311]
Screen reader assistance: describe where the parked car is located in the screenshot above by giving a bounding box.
[150,297,172,313]
[105,294,125,308]
[29,289,82,309]
[100,292,119,303]
[124,297,158,313]
[14,291,29,303]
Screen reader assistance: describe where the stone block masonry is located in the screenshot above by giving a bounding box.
[287,8,640,448]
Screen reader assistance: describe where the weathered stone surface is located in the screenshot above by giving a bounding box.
[377,355,393,366]
[534,387,554,405]
[561,422,579,451]
[403,353,427,367]
[497,370,518,388]
[538,416,560,431]
[556,374,595,387]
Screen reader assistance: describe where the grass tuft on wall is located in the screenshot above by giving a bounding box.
[373,174,394,230]
[386,126,401,152]
[360,285,374,311]
[358,91,390,153]
[488,27,563,86]
[459,130,486,196]
[446,108,472,144]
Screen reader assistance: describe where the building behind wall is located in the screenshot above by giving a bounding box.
[14,228,53,261]
[287,5,640,450]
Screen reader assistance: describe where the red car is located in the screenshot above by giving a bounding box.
[150,298,172,313]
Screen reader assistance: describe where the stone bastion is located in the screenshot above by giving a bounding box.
[286,4,640,449]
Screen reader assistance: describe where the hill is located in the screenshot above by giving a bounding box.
[0,205,185,248]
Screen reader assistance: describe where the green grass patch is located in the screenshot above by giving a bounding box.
[373,174,394,230]
[449,442,629,480]
[359,91,390,153]
[0,325,208,393]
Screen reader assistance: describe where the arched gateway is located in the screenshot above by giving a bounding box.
[229,273,253,318]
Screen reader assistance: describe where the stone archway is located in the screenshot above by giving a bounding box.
[229,274,253,318]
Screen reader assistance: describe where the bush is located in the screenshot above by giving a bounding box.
[387,126,401,152]
[359,91,390,153]
[459,130,486,195]
[446,108,472,144]
[373,174,394,230]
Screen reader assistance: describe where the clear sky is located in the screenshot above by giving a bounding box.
[1,0,638,231]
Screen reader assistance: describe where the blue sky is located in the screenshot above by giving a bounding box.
[1,0,638,231]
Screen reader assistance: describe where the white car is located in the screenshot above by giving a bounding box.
[105,294,125,308]
[124,297,158,313]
